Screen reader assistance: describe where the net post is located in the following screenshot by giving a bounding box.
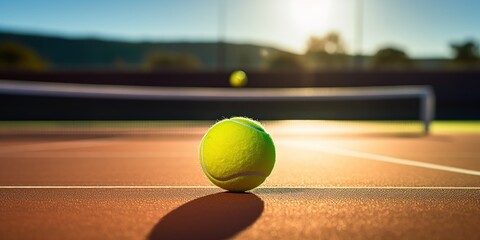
[420,87,435,135]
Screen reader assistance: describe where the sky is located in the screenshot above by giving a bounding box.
[0,0,479,58]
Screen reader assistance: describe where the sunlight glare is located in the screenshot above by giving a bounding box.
[289,0,332,35]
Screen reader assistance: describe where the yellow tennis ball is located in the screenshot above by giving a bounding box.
[229,70,248,87]
[199,117,276,192]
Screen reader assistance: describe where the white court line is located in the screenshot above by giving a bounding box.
[0,186,216,189]
[280,141,480,177]
[0,186,478,190]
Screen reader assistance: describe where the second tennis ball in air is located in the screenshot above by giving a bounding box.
[229,70,248,87]
[199,117,276,192]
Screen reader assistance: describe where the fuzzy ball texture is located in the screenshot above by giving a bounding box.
[229,70,248,88]
[199,117,276,192]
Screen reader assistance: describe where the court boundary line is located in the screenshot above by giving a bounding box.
[280,141,480,177]
[0,186,478,190]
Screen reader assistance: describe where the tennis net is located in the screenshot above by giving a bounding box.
[0,79,435,134]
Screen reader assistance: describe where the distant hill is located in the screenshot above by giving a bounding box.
[1,30,461,71]
[0,31,288,70]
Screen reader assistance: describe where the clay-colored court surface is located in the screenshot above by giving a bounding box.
[1,121,479,239]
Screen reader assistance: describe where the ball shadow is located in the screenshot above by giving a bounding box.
[148,192,264,240]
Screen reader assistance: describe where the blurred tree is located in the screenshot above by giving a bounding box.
[305,32,350,70]
[144,52,201,71]
[0,42,47,71]
[264,52,306,72]
[369,47,413,70]
[450,40,479,69]
[306,32,347,55]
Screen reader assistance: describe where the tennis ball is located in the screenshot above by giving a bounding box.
[199,117,276,192]
[229,70,248,87]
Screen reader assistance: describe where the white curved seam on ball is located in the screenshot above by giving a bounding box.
[229,119,265,133]
[200,138,213,179]
[201,138,266,182]
[210,171,267,181]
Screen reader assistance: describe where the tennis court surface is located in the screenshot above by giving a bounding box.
[1,120,479,239]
